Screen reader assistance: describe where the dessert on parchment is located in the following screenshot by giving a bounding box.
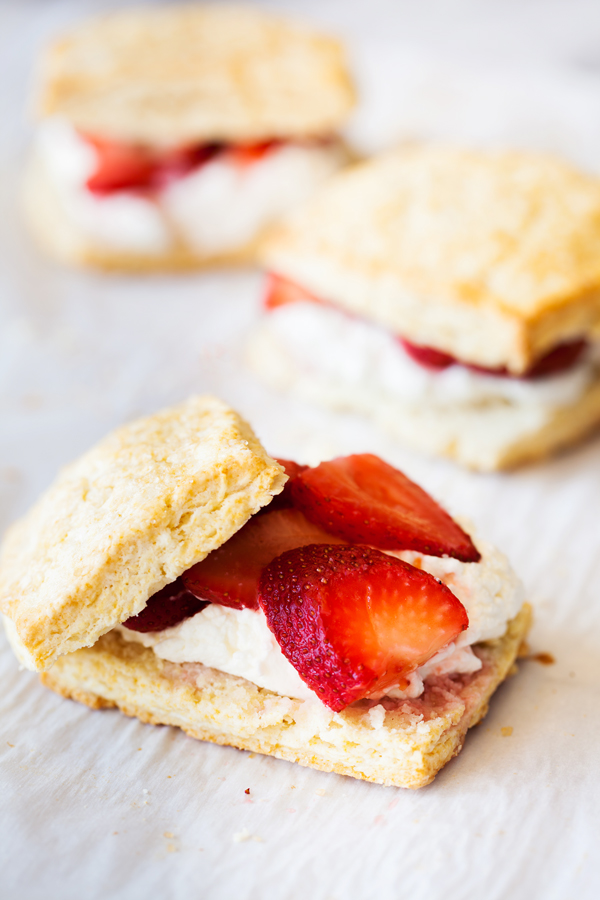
[249,146,600,470]
[24,5,354,270]
[0,396,529,788]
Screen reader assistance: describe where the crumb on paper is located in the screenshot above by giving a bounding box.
[6,742,14,748]
[233,828,264,844]
[248,753,256,759]
[315,789,326,797]
[167,844,177,853]
[531,652,555,665]
[163,832,174,839]
[501,726,513,737]
[245,788,250,795]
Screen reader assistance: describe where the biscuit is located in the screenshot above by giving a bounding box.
[39,604,531,789]
[38,5,355,144]
[0,396,286,671]
[263,147,600,374]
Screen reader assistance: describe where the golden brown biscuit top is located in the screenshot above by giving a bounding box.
[0,396,285,671]
[264,147,600,370]
[38,4,355,144]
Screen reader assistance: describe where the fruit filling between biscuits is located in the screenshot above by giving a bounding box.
[34,120,346,256]
[119,454,522,713]
[264,273,589,380]
[80,134,329,195]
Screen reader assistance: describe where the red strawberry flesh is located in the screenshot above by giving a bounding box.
[182,508,346,610]
[401,336,587,379]
[290,454,480,562]
[258,544,469,711]
[84,136,156,194]
[264,273,324,310]
[122,578,208,633]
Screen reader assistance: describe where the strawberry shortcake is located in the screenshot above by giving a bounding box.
[0,396,529,788]
[249,146,600,470]
[23,5,354,270]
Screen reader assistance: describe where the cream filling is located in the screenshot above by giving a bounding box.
[260,301,598,411]
[117,531,523,704]
[35,118,345,255]
[161,143,345,254]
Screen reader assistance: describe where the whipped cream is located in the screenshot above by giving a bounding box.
[117,532,523,704]
[261,301,598,411]
[161,143,344,254]
[35,118,344,255]
[36,119,172,253]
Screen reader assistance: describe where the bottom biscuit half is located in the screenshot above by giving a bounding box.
[246,325,600,471]
[40,604,531,789]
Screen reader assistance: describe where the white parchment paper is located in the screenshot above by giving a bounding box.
[2,2,600,898]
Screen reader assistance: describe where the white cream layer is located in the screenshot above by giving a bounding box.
[117,532,523,704]
[260,301,598,411]
[35,118,344,255]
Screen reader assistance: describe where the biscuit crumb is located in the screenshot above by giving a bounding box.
[315,789,326,797]
[245,788,250,795]
[6,742,14,748]
[501,726,513,737]
[164,832,174,839]
[531,652,555,665]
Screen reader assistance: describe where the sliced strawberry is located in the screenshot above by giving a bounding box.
[290,453,480,562]
[83,135,156,194]
[401,336,588,380]
[264,273,324,310]
[399,338,456,371]
[152,142,223,187]
[182,508,345,610]
[122,578,208,633]
[467,338,588,379]
[259,544,468,711]
[228,139,281,167]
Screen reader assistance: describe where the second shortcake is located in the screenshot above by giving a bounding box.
[250,146,600,470]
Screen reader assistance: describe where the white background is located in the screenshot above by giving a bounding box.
[1,2,600,898]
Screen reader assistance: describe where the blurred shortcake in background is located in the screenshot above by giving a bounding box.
[249,146,600,470]
[24,4,355,270]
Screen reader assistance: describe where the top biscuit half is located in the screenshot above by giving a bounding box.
[263,146,600,374]
[0,396,286,671]
[37,4,355,144]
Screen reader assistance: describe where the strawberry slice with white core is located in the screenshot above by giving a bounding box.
[259,544,469,711]
[182,508,346,610]
[290,454,480,562]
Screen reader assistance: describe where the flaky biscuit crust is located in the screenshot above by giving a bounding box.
[38,5,355,144]
[39,607,531,789]
[263,147,600,373]
[0,397,286,671]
